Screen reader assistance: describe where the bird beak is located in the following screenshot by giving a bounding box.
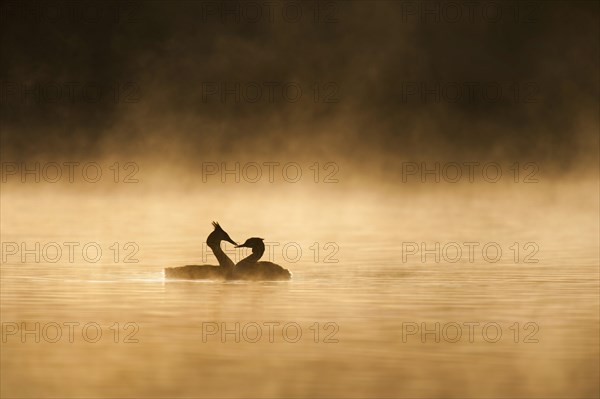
[235,243,246,248]
[226,237,238,246]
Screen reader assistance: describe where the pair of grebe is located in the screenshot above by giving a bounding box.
[164,222,292,281]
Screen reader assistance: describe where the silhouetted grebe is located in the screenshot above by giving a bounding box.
[233,238,292,281]
[164,222,237,280]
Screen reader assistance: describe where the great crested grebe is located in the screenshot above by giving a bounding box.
[233,237,292,281]
[164,222,237,280]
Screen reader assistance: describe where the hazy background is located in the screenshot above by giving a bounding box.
[1,0,598,179]
[1,1,599,398]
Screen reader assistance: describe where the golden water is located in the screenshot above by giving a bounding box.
[1,180,598,398]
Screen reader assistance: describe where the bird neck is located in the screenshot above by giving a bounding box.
[209,241,234,269]
[241,246,264,264]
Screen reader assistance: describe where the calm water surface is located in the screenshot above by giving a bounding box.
[1,182,598,398]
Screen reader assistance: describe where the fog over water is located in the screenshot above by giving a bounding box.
[1,1,599,398]
[1,1,598,173]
